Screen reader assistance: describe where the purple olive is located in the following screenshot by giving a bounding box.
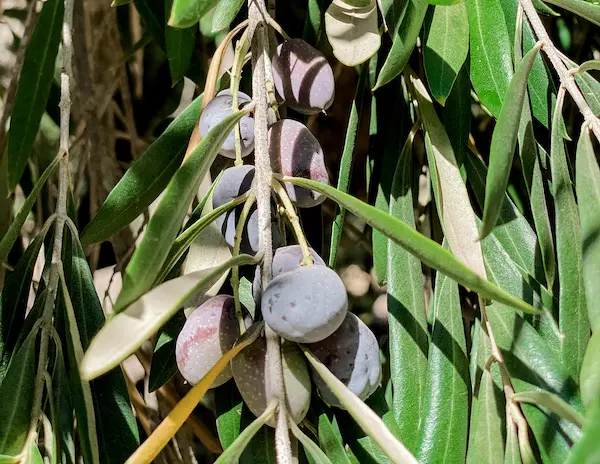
[261,265,347,343]
[268,119,329,208]
[307,312,381,408]
[272,38,335,115]
[231,338,311,426]
[176,295,250,388]
[199,91,254,159]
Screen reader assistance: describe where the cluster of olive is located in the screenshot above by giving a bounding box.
[176,38,382,424]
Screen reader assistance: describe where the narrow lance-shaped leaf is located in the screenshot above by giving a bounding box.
[423,3,469,105]
[125,322,263,464]
[465,0,513,117]
[7,0,64,190]
[329,67,367,268]
[386,126,429,452]
[318,412,352,464]
[512,391,584,428]
[289,419,334,464]
[114,105,252,313]
[417,241,469,464]
[81,94,203,245]
[504,420,522,464]
[581,331,600,410]
[58,267,100,464]
[543,0,600,27]
[165,0,195,85]
[575,126,600,332]
[302,347,418,464]
[147,311,186,392]
[283,176,539,314]
[373,0,427,90]
[81,253,260,380]
[551,89,589,378]
[480,43,542,239]
[214,402,277,464]
[0,154,61,262]
[567,393,600,464]
[0,326,40,455]
[62,226,139,463]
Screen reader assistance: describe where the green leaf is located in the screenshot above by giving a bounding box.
[567,394,600,464]
[551,90,590,378]
[215,402,277,464]
[81,253,260,380]
[212,0,245,32]
[378,0,409,34]
[343,0,373,6]
[580,331,600,409]
[0,217,55,379]
[155,192,248,286]
[284,176,539,314]
[215,384,243,450]
[417,242,469,463]
[147,310,185,392]
[0,326,39,455]
[58,267,100,464]
[466,364,505,463]
[168,0,219,28]
[62,228,140,464]
[386,128,429,453]
[165,0,195,85]
[289,419,334,464]
[575,126,600,332]
[329,67,367,268]
[544,0,600,26]
[0,154,60,263]
[303,347,418,464]
[423,3,469,105]
[465,0,513,117]
[303,0,323,43]
[239,409,277,464]
[480,44,542,239]
[512,391,584,428]
[443,60,470,177]
[504,421,521,464]
[318,413,352,464]
[81,94,203,245]
[7,0,64,190]
[373,0,427,90]
[114,105,252,312]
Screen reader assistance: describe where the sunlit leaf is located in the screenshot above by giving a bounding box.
[283,176,539,314]
[81,94,203,246]
[289,418,334,464]
[168,0,219,28]
[423,3,469,105]
[465,0,513,117]
[81,253,260,380]
[567,394,600,464]
[417,241,469,463]
[551,90,589,378]
[373,0,427,89]
[480,44,541,239]
[114,105,252,313]
[512,391,584,428]
[7,0,63,190]
[580,331,600,409]
[325,0,381,67]
[212,0,245,32]
[544,0,600,26]
[575,126,600,332]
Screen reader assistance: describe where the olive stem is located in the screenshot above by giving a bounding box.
[231,192,257,333]
[230,29,251,166]
[248,1,293,462]
[271,180,314,266]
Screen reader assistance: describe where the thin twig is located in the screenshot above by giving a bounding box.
[0,0,41,162]
[248,1,292,462]
[520,0,600,140]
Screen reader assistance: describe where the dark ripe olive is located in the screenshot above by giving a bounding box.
[231,338,311,426]
[199,91,254,159]
[307,312,382,408]
[272,38,335,115]
[176,295,250,388]
[261,265,347,343]
[268,119,329,208]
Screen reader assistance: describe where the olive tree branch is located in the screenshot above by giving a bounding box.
[27,0,74,440]
[248,1,292,462]
[520,0,600,141]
